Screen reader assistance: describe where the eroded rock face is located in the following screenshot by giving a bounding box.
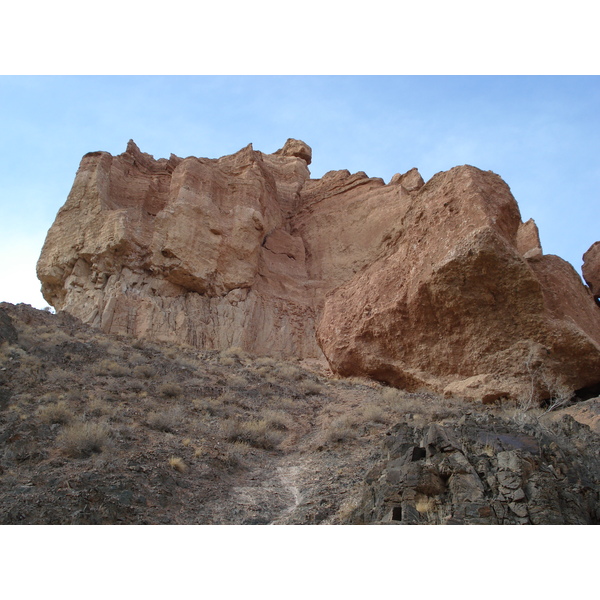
[583,241,600,302]
[38,141,600,402]
[347,414,600,525]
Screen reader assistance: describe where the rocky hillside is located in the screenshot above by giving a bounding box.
[37,139,600,406]
[1,303,598,524]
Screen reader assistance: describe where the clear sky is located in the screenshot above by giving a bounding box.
[1,75,599,308]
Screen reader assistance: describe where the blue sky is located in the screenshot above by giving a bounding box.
[1,75,599,307]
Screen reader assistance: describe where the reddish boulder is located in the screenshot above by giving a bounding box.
[316,166,600,402]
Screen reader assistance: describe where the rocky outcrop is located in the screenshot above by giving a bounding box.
[38,140,600,403]
[347,412,600,525]
[583,241,600,302]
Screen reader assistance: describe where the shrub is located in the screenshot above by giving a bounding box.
[299,380,323,396]
[227,374,248,389]
[380,387,404,404]
[276,364,304,381]
[133,364,154,379]
[146,407,182,432]
[158,383,183,398]
[93,359,128,377]
[38,401,73,425]
[221,419,284,450]
[59,422,110,458]
[260,409,294,431]
[255,356,277,368]
[323,416,358,444]
[168,456,187,473]
[362,403,388,424]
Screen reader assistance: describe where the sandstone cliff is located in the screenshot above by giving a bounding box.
[38,140,600,403]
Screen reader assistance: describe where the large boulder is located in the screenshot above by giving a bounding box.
[316,166,600,402]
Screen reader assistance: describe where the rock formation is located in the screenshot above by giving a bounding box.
[38,140,600,403]
[347,413,600,525]
[583,241,600,303]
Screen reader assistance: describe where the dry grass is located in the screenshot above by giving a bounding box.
[132,364,154,379]
[322,416,358,444]
[361,403,388,424]
[58,422,110,458]
[168,456,187,472]
[93,359,128,377]
[260,409,294,431]
[221,419,285,449]
[415,494,436,514]
[146,407,182,432]
[255,356,277,368]
[158,383,183,398]
[299,380,324,395]
[38,401,73,425]
[228,374,248,389]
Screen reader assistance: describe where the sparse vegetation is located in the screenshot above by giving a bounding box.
[1,302,597,525]
[158,382,183,398]
[146,408,182,432]
[58,422,110,458]
[221,418,285,449]
[38,400,73,424]
[93,359,128,377]
[168,456,187,472]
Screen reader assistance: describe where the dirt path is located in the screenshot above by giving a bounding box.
[225,385,386,525]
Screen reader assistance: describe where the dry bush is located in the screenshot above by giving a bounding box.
[260,409,294,431]
[168,456,187,472]
[276,364,305,381]
[158,383,183,398]
[361,403,388,424]
[93,359,128,377]
[380,386,405,404]
[323,416,358,444]
[415,494,436,515]
[299,380,323,396]
[38,401,73,425]
[58,422,110,458]
[219,441,253,468]
[227,374,248,389]
[220,347,247,360]
[146,407,183,432]
[221,419,285,449]
[133,364,154,379]
[86,398,112,417]
[255,356,277,368]
[127,352,147,366]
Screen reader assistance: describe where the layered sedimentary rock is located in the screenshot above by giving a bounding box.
[38,140,600,401]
